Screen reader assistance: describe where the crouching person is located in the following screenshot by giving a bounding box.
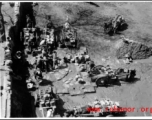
[75,73,85,84]
[79,64,86,72]
[86,60,95,72]
[34,67,43,84]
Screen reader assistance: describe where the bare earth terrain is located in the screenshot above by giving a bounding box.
[1,2,152,117]
[33,2,152,117]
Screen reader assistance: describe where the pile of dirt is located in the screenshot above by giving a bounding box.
[116,39,152,60]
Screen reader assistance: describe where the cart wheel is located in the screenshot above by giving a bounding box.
[105,27,111,34]
[96,78,105,87]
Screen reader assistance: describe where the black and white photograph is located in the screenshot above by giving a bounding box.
[0,1,152,118]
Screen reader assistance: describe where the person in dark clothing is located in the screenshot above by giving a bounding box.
[34,67,43,83]
[87,60,95,72]
[0,86,3,96]
[28,33,36,53]
[4,37,12,50]
[43,56,49,73]
[52,51,58,70]
[46,54,53,72]
[26,14,32,28]
[47,21,55,30]
[35,56,43,70]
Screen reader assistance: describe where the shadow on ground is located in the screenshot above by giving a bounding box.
[39,79,53,86]
[56,97,67,117]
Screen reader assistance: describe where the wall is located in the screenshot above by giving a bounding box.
[10,2,36,117]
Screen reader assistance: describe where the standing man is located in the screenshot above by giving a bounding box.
[52,51,58,70]
[34,67,43,83]
[87,60,95,72]
[26,14,32,28]
[63,16,71,31]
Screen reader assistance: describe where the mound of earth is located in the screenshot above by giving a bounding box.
[116,39,152,60]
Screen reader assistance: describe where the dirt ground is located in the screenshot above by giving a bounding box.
[57,50,152,117]
[1,2,152,117]
[33,2,152,117]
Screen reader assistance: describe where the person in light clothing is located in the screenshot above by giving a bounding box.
[46,108,53,117]
[27,82,34,89]
[85,54,90,62]
[93,98,101,107]
[52,51,58,70]
[3,47,11,66]
[104,100,110,106]
[75,73,84,83]
[114,101,120,107]
[100,100,105,106]
[34,67,43,83]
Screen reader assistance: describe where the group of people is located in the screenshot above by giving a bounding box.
[72,98,120,117]
[23,27,37,53]
[23,15,123,117]
[26,66,43,90]
[91,98,120,113]
[33,50,59,73]
[36,88,57,117]
[100,65,115,76]
[63,48,92,69]
[40,28,57,54]
[23,16,75,72]
[23,17,56,55]
[24,20,75,90]
[62,48,95,84]
[2,37,12,66]
[63,25,76,47]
